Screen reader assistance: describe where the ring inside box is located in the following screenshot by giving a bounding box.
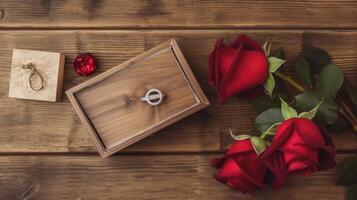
[67,40,209,158]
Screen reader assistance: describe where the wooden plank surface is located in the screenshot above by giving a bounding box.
[0,1,356,199]
[0,154,350,200]
[1,0,357,29]
[0,30,356,153]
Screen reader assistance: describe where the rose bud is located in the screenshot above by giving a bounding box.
[74,53,97,76]
[211,139,267,195]
[261,118,336,189]
[209,35,268,103]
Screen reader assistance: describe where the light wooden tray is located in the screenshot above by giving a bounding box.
[66,39,209,158]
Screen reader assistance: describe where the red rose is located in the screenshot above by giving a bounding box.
[261,118,336,188]
[209,35,268,103]
[211,139,267,194]
[74,53,97,76]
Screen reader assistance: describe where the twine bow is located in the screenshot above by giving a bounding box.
[22,62,44,91]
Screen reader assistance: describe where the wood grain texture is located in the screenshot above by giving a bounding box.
[0,154,350,200]
[0,1,356,199]
[1,0,357,29]
[0,30,356,153]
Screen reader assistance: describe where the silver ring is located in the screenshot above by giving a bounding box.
[140,88,165,106]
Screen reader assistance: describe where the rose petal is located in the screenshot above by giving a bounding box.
[223,141,267,187]
[225,139,255,156]
[212,39,240,87]
[281,148,318,166]
[289,158,318,175]
[281,128,319,163]
[216,158,258,195]
[261,119,295,157]
[235,153,266,188]
[294,118,325,146]
[211,139,268,194]
[260,151,288,189]
[231,35,264,52]
[288,159,311,173]
[316,128,336,170]
[218,158,246,178]
[209,38,224,85]
[208,35,268,103]
[261,118,336,189]
[218,49,268,103]
[292,119,336,170]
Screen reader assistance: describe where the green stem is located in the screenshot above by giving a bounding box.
[274,71,306,92]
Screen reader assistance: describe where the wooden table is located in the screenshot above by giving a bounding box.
[0,1,356,199]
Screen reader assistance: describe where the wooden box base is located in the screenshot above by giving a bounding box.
[66,39,209,158]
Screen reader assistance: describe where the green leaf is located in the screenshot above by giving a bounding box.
[293,56,312,86]
[345,185,357,200]
[342,80,357,111]
[271,48,285,60]
[250,136,268,155]
[295,92,339,124]
[229,129,252,141]
[260,122,281,139]
[338,157,357,186]
[268,57,285,73]
[251,95,281,114]
[280,97,297,120]
[320,99,340,124]
[251,94,291,114]
[298,100,323,120]
[254,108,285,133]
[302,47,331,73]
[316,64,344,98]
[326,116,350,134]
[263,73,275,96]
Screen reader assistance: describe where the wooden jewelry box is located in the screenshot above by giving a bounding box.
[66,39,209,158]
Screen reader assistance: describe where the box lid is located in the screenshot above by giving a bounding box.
[9,49,65,102]
[66,39,209,158]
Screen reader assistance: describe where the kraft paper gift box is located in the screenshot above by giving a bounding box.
[9,49,65,102]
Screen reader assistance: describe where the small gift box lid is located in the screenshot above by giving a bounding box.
[9,49,65,102]
[66,39,209,158]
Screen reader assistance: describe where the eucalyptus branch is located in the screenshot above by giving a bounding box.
[273,71,357,132]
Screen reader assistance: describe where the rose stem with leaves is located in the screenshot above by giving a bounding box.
[274,71,357,132]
